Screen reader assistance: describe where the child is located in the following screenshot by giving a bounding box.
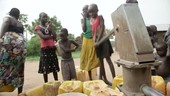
[58,28,79,80]
[80,5,100,80]
[148,25,158,48]
[126,0,138,3]
[35,12,59,83]
[163,26,170,56]
[155,42,170,79]
[88,4,115,85]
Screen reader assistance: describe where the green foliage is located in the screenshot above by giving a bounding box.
[27,16,62,35]
[26,36,40,56]
[18,14,76,57]
[19,14,29,31]
[19,14,28,25]
[49,16,62,33]
[27,19,40,35]
[68,34,75,40]
[25,15,63,56]
[106,28,115,39]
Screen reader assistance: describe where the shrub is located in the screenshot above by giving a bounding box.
[26,36,40,56]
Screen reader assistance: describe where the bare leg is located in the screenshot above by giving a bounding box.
[106,57,115,78]
[88,71,92,80]
[18,63,24,94]
[168,46,170,56]
[99,58,104,80]
[53,72,58,80]
[43,74,48,83]
[18,86,23,94]
[99,58,112,86]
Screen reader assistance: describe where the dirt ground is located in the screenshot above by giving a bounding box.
[0,51,122,96]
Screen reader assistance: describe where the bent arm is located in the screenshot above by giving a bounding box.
[97,15,105,42]
[51,31,57,41]
[81,18,87,32]
[36,30,53,40]
[71,40,79,51]
[58,40,72,53]
[0,17,10,38]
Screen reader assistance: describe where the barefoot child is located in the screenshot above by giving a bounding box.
[35,12,59,83]
[80,5,100,80]
[155,42,170,78]
[58,28,79,80]
[88,3,115,85]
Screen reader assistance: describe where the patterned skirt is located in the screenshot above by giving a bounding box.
[0,32,26,88]
[39,46,59,74]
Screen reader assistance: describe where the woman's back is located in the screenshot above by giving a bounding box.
[6,16,24,34]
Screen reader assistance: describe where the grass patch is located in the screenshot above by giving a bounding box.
[72,51,81,58]
[26,51,81,61]
[26,55,40,61]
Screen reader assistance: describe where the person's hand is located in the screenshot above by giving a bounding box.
[81,12,87,19]
[72,47,76,51]
[94,42,99,48]
[57,67,60,72]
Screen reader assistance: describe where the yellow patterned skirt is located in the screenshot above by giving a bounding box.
[80,37,100,71]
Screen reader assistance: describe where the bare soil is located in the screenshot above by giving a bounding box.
[0,51,122,96]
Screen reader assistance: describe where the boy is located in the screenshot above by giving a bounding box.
[155,42,170,79]
[58,28,79,80]
[88,3,115,85]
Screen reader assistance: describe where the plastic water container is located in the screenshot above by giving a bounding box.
[57,92,87,96]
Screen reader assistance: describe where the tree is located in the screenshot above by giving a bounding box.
[27,16,62,35]
[19,14,29,40]
[68,34,75,40]
[106,28,115,39]
[26,15,63,56]
[49,16,62,33]
[19,14,29,28]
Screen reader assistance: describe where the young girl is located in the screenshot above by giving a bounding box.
[35,12,59,83]
[80,5,100,80]
[88,4,115,85]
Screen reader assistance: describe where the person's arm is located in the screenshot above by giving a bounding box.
[36,30,53,40]
[51,31,57,40]
[48,22,57,40]
[97,15,105,42]
[167,46,170,56]
[81,18,86,32]
[71,40,79,51]
[59,40,73,53]
[0,17,10,38]
[35,25,53,40]
[81,13,87,32]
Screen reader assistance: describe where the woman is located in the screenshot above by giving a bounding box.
[0,8,26,94]
[35,12,59,83]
